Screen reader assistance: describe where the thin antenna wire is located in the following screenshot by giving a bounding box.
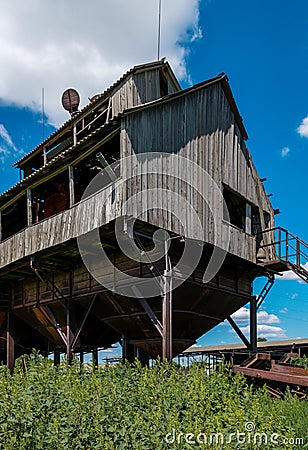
[42,87,45,141]
[157,0,162,60]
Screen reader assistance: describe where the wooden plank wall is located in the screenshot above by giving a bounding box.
[121,82,274,261]
[111,70,161,117]
[0,183,123,270]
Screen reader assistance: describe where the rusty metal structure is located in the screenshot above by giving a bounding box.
[0,59,307,371]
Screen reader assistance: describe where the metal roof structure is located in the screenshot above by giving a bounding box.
[184,338,308,355]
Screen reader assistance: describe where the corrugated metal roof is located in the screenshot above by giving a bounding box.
[13,59,176,168]
[183,338,308,354]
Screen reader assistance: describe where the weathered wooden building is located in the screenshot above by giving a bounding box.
[0,59,307,369]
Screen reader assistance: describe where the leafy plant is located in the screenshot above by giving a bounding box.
[0,353,306,449]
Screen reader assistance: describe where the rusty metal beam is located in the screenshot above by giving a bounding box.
[71,293,97,350]
[54,350,61,366]
[232,365,308,387]
[6,310,14,373]
[44,306,67,346]
[30,257,68,309]
[139,298,163,337]
[227,316,251,349]
[162,271,172,361]
[250,296,257,353]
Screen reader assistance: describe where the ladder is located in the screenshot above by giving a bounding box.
[258,227,308,283]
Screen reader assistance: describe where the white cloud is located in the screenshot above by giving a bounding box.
[290,293,298,300]
[230,307,280,325]
[0,123,19,164]
[0,0,202,126]
[0,124,17,151]
[276,262,308,283]
[234,324,286,339]
[281,146,290,157]
[279,307,288,313]
[297,116,308,137]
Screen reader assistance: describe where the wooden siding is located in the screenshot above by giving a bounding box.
[120,82,274,260]
[0,183,122,270]
[111,68,179,117]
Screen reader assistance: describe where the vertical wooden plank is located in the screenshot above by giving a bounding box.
[27,189,32,227]
[68,166,75,207]
[246,203,252,235]
[43,147,47,165]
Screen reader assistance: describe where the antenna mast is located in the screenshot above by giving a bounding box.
[157,0,162,60]
[42,88,45,141]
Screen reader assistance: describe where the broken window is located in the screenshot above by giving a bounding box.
[74,133,120,202]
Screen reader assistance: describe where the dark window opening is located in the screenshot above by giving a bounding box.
[223,187,247,231]
[1,196,27,240]
[160,70,169,97]
[31,172,70,222]
[74,133,121,201]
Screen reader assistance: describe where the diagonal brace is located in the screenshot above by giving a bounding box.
[227,316,251,349]
[43,306,68,346]
[71,294,97,350]
[139,298,163,337]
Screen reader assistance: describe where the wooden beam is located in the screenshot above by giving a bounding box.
[68,166,75,207]
[0,211,2,242]
[245,203,252,234]
[26,189,32,227]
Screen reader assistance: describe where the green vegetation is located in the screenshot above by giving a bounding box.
[290,355,308,370]
[0,352,306,449]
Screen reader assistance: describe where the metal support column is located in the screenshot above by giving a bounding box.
[54,350,61,366]
[162,274,172,361]
[66,303,74,364]
[250,296,257,353]
[92,348,98,367]
[6,310,15,373]
[162,239,173,361]
[122,336,135,363]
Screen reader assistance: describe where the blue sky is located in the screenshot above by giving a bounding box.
[0,0,307,354]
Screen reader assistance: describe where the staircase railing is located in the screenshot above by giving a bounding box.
[257,227,308,282]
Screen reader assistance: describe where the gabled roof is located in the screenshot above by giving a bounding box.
[121,72,248,140]
[13,59,180,169]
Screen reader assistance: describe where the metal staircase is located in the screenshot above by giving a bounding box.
[258,227,308,283]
